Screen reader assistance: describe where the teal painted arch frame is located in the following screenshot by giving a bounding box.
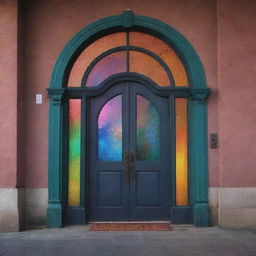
[47,10,209,227]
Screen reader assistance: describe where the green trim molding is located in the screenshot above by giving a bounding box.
[47,10,210,227]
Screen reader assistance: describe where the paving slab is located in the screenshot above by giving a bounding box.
[0,226,255,256]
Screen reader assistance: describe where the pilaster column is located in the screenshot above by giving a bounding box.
[47,89,66,227]
[189,89,209,227]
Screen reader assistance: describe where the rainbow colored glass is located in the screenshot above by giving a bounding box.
[68,99,81,206]
[175,98,188,206]
[98,95,122,161]
[68,32,188,87]
[68,32,126,87]
[136,95,160,160]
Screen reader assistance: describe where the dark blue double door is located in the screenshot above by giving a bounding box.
[89,81,171,221]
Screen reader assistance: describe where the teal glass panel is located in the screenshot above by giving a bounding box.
[136,95,160,160]
[86,51,126,87]
[98,95,122,161]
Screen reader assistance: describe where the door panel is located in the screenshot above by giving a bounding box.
[136,171,160,206]
[89,84,129,221]
[129,83,170,220]
[98,171,122,206]
[89,81,171,221]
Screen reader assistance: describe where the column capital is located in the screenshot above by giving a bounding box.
[189,88,209,103]
[47,88,66,105]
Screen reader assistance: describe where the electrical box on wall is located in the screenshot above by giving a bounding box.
[36,94,42,104]
[210,133,217,148]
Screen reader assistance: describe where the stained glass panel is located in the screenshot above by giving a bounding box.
[98,95,122,161]
[130,32,188,86]
[68,32,126,87]
[130,51,170,86]
[85,51,126,87]
[136,95,160,160]
[175,98,188,206]
[68,99,81,206]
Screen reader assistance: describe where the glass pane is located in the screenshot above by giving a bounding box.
[85,51,126,87]
[130,32,188,86]
[68,99,81,206]
[98,95,122,161]
[129,51,169,86]
[68,32,126,87]
[175,98,188,206]
[136,95,160,160]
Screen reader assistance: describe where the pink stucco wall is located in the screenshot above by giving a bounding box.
[22,0,219,188]
[0,0,18,187]
[218,0,256,187]
[0,0,252,189]
[23,0,219,187]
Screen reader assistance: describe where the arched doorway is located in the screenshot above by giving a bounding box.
[47,10,209,227]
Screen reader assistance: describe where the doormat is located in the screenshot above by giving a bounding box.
[89,222,172,231]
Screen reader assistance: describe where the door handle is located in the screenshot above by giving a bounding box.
[124,151,130,186]
[124,151,135,185]
[130,151,135,182]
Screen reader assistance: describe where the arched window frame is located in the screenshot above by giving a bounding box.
[47,10,209,227]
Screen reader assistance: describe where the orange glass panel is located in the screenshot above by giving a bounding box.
[175,98,188,206]
[130,32,188,86]
[86,51,126,87]
[129,51,169,86]
[68,32,126,87]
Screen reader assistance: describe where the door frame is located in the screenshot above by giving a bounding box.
[88,80,172,221]
[47,10,209,227]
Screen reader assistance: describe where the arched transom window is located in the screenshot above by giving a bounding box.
[68,32,188,87]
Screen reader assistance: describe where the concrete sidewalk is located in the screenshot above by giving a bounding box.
[0,226,256,256]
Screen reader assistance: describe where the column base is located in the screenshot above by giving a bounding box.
[47,202,63,228]
[193,202,209,227]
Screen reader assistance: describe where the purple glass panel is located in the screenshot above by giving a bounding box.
[85,51,126,87]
